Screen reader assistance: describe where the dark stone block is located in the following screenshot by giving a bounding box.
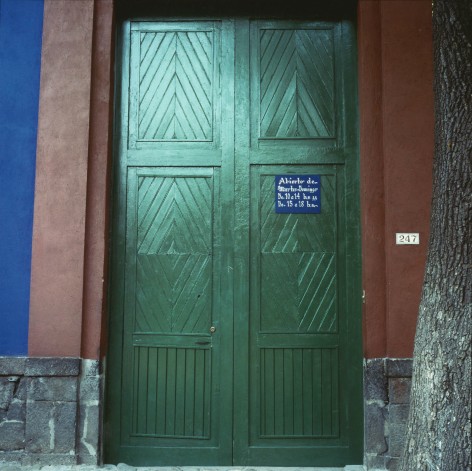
[387,457,401,471]
[21,453,77,466]
[6,401,26,422]
[79,375,100,403]
[54,402,78,454]
[78,455,101,465]
[389,403,410,425]
[0,379,17,411]
[365,358,387,402]
[0,451,24,464]
[365,452,387,470]
[25,401,77,454]
[78,403,100,459]
[389,423,408,458]
[27,377,77,402]
[0,420,25,451]
[386,359,413,378]
[25,401,52,453]
[0,358,26,376]
[25,358,80,377]
[81,359,101,377]
[365,402,388,455]
[14,380,26,402]
[388,377,411,404]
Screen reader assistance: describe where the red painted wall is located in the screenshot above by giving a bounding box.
[28,0,433,360]
[359,0,434,358]
[29,0,113,358]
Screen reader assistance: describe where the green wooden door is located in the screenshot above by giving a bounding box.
[105,18,362,467]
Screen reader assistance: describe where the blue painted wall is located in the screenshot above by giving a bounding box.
[0,0,44,355]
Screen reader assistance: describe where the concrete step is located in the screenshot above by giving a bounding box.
[0,466,366,471]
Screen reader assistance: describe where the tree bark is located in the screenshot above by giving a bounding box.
[400,0,472,470]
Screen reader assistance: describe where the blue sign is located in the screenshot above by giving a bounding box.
[275,175,321,214]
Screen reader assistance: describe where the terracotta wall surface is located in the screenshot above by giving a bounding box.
[29,0,433,359]
[358,0,388,358]
[358,0,434,358]
[29,0,95,357]
[29,0,114,359]
[81,0,114,360]
[381,0,434,357]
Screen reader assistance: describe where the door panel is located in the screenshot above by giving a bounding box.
[234,20,362,465]
[106,20,234,465]
[106,17,362,467]
[246,166,344,463]
[125,169,217,443]
[128,21,221,149]
[258,28,336,139]
[120,166,227,458]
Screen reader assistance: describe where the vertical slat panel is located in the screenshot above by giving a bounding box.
[312,348,322,436]
[283,348,294,435]
[147,347,158,434]
[263,348,275,435]
[175,348,186,435]
[184,348,196,436]
[132,349,140,433]
[259,347,338,438]
[331,348,339,437]
[194,349,205,437]
[293,348,303,435]
[132,346,210,438]
[302,348,313,435]
[273,348,284,435]
[260,348,265,434]
[203,349,211,438]
[137,347,149,433]
[165,348,177,435]
[156,347,167,435]
[321,348,332,435]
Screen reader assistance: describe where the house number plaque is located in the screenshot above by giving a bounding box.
[275,175,321,214]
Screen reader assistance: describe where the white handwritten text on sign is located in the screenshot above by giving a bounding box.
[275,175,321,214]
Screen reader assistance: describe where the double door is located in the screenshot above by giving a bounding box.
[105,18,362,466]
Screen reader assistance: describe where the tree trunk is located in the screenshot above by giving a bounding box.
[400,1,472,470]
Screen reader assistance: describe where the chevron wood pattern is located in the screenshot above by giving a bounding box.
[135,175,213,334]
[261,253,336,333]
[260,174,336,254]
[138,30,213,141]
[259,28,335,138]
[258,174,337,333]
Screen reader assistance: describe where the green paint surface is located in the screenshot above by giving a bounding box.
[106,18,362,467]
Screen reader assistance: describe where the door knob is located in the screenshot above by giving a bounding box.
[210,326,216,333]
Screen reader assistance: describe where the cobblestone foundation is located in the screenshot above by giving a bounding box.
[364,359,412,471]
[0,358,102,466]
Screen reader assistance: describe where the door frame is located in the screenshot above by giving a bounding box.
[104,2,362,466]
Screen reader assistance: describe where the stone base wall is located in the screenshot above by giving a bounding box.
[0,357,101,466]
[1,356,411,468]
[364,358,413,471]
